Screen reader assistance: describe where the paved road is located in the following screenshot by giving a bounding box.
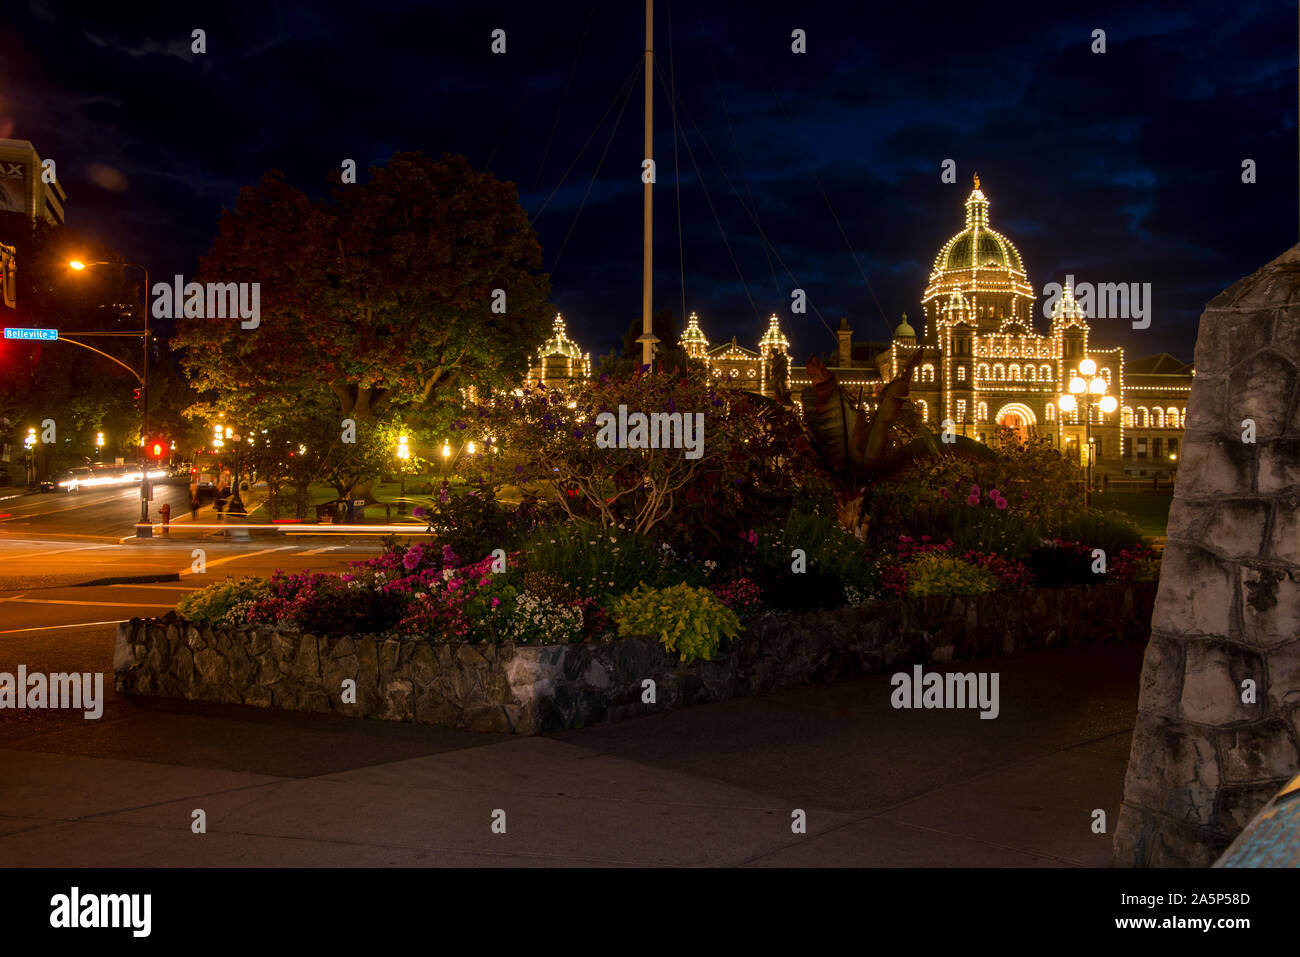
[0,537,386,633]
[0,481,194,541]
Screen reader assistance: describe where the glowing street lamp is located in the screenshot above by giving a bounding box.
[1058,357,1114,507]
[95,431,105,449]
[24,427,36,486]
[396,434,410,514]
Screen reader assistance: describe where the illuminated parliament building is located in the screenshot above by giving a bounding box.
[530,177,1193,477]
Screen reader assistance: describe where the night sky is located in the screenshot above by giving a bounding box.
[2,0,1295,364]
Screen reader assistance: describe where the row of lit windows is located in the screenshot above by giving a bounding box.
[974,362,1055,381]
[974,339,1056,359]
[1122,406,1185,428]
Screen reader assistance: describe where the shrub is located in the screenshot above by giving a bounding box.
[748,564,847,612]
[862,438,1084,557]
[753,507,878,595]
[176,577,270,626]
[499,591,585,645]
[708,577,764,618]
[412,483,511,562]
[1111,545,1162,582]
[476,368,827,548]
[1025,539,1096,588]
[904,553,999,597]
[1054,509,1145,556]
[520,520,700,597]
[611,583,740,663]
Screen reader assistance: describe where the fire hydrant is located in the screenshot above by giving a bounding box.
[159,502,171,536]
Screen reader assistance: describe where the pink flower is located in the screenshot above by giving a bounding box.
[970,484,980,496]
[940,487,950,499]
[491,597,501,609]
[989,488,999,499]
[966,494,980,506]
[995,497,1008,510]
[747,529,757,545]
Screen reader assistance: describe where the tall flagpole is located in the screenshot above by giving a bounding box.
[638,0,659,368]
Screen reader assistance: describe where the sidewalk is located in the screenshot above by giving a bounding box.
[0,627,1144,867]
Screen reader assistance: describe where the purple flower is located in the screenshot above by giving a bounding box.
[412,506,427,518]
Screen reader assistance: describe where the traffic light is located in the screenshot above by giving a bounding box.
[152,442,163,458]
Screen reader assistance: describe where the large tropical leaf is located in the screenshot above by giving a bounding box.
[869,432,996,483]
[801,351,922,483]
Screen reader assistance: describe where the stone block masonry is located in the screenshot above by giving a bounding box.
[1113,244,1300,867]
[115,582,1155,735]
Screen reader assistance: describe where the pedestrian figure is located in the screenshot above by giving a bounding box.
[190,496,200,521]
[159,502,171,536]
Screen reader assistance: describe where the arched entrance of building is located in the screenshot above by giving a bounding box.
[993,402,1037,444]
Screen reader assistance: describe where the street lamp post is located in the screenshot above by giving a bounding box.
[24,427,36,487]
[69,260,151,534]
[396,434,410,515]
[226,426,246,516]
[1056,357,1118,509]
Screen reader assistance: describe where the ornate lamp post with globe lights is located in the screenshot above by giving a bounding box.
[1057,357,1118,508]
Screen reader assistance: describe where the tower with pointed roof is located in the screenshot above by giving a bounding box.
[679,311,710,359]
[528,313,591,386]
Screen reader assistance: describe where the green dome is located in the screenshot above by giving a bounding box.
[893,314,916,338]
[938,225,1024,273]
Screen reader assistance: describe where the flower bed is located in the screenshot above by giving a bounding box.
[115,580,1159,734]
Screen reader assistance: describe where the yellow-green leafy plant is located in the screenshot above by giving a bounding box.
[611,583,741,663]
[176,576,271,626]
[904,553,999,597]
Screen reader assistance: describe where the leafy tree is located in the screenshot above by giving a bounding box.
[174,153,553,429]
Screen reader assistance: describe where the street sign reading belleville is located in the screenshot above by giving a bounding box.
[3,327,57,340]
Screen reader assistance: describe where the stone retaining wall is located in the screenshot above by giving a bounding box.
[114,581,1157,735]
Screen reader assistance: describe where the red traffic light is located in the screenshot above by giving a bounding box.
[152,442,163,457]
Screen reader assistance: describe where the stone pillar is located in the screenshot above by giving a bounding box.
[837,317,853,367]
[1112,244,1300,866]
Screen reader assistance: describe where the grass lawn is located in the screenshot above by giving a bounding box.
[1092,490,1174,538]
[238,477,448,523]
